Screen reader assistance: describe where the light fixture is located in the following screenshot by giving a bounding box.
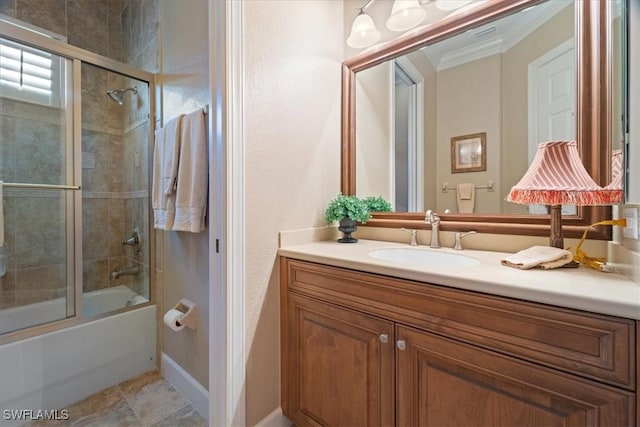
[435,0,473,11]
[386,0,426,32]
[506,141,622,254]
[347,8,381,48]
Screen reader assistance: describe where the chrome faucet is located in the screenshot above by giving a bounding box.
[401,228,418,246]
[425,210,440,248]
[110,264,141,280]
[453,231,476,250]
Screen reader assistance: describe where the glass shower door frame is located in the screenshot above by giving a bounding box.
[0,20,155,343]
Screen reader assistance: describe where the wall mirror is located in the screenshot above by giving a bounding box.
[342,0,616,239]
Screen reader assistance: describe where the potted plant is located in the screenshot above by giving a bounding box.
[363,195,393,213]
[325,193,371,243]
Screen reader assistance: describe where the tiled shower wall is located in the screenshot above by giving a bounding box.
[0,0,158,309]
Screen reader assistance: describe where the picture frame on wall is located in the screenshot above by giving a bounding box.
[451,132,486,173]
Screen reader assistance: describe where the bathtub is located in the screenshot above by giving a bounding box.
[0,285,149,335]
[0,286,155,426]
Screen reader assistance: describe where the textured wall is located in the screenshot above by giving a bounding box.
[156,0,210,389]
[243,1,343,423]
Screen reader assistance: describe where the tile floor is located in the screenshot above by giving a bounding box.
[29,369,207,427]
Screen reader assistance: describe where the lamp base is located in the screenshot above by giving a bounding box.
[549,205,564,249]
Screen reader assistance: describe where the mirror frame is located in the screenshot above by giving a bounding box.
[341,0,613,239]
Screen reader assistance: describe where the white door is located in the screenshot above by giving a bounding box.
[392,58,424,213]
[528,39,576,215]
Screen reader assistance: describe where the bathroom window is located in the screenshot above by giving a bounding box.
[0,37,63,108]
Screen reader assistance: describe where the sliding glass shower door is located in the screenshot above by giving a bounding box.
[0,21,153,337]
[0,36,76,333]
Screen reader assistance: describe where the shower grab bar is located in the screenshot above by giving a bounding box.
[2,182,81,190]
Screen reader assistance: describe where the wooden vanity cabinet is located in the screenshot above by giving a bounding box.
[280,258,636,427]
[282,293,395,426]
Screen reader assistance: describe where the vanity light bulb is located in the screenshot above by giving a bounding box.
[347,12,381,48]
[386,0,427,32]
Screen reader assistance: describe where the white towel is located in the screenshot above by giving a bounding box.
[501,246,573,270]
[172,108,208,232]
[152,114,184,230]
[457,183,475,213]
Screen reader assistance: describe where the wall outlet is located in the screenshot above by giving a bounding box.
[623,207,639,239]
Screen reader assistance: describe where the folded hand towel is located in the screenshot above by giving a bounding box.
[501,246,573,270]
[173,108,208,232]
[457,183,475,213]
[152,114,184,230]
[457,183,474,200]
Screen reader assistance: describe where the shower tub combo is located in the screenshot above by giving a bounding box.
[0,13,156,423]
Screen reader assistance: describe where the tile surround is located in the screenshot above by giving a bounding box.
[0,1,157,313]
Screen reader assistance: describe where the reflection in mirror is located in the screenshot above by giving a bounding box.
[344,0,615,239]
[610,0,627,199]
[629,0,640,202]
[355,1,576,214]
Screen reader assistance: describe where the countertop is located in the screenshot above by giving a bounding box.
[279,239,640,320]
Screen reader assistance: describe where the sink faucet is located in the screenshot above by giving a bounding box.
[401,228,418,246]
[452,231,476,250]
[425,210,440,249]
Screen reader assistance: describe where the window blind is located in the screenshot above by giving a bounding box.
[0,37,60,106]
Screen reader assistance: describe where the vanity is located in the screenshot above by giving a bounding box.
[279,241,639,426]
[278,0,637,424]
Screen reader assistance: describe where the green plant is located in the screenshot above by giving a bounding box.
[325,193,371,224]
[363,195,392,213]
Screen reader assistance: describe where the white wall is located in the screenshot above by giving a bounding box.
[628,0,640,202]
[243,1,344,424]
[156,0,210,389]
[610,0,640,283]
[435,55,502,213]
[356,62,393,200]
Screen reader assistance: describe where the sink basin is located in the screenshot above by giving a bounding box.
[368,248,480,267]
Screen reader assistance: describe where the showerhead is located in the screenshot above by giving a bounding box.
[106,86,138,105]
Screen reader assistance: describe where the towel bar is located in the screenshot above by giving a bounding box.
[441,181,494,193]
[2,183,81,190]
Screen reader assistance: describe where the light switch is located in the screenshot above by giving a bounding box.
[623,207,639,239]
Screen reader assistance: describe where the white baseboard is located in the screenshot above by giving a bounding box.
[255,407,292,427]
[160,352,209,420]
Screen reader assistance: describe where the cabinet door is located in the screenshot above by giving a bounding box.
[396,325,634,427]
[283,294,395,427]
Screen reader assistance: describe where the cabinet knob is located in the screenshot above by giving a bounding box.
[396,340,406,350]
[379,334,389,344]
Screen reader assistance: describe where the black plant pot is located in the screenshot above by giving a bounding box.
[338,217,358,243]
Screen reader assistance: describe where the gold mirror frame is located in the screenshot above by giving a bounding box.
[341,0,613,239]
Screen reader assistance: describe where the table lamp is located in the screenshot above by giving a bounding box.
[507,141,622,251]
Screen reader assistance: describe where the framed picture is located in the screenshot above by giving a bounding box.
[451,132,486,173]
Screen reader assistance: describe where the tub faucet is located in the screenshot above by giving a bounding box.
[110,265,141,280]
[425,210,440,249]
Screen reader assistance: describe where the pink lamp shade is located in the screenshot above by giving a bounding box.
[507,141,621,252]
[507,141,621,206]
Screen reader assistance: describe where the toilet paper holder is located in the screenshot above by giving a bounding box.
[172,298,197,329]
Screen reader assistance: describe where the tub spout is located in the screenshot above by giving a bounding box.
[110,265,141,280]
